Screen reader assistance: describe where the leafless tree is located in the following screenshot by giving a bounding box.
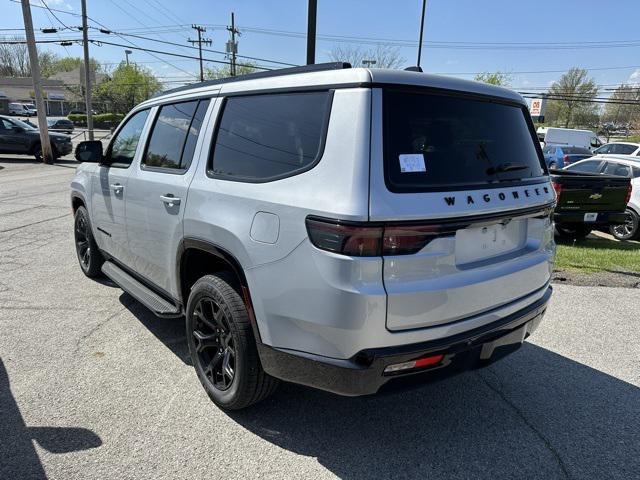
[0,38,31,76]
[328,44,405,69]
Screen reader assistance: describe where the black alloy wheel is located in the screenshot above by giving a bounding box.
[610,209,640,241]
[192,297,236,391]
[73,206,103,277]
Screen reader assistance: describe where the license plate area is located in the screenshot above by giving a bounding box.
[455,219,526,265]
[584,212,598,222]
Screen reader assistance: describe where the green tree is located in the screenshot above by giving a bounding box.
[93,62,162,113]
[41,56,102,78]
[474,71,511,86]
[545,68,599,128]
[204,61,258,79]
[602,83,640,131]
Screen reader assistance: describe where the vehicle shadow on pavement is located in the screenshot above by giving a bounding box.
[0,156,78,167]
[118,293,191,365]
[0,358,102,479]
[227,344,639,480]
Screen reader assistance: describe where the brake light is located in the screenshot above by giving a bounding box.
[552,181,562,201]
[305,218,439,257]
[624,184,632,205]
[563,154,570,165]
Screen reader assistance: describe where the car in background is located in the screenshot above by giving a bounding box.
[593,142,640,157]
[543,127,603,151]
[542,145,592,169]
[22,103,37,116]
[0,115,72,161]
[564,155,640,240]
[47,118,74,134]
[8,103,33,116]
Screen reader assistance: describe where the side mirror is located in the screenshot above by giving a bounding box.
[590,139,598,147]
[75,140,103,163]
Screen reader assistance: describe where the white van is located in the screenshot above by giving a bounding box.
[8,103,31,116]
[543,127,602,152]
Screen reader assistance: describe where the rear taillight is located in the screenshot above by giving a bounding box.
[552,181,562,202]
[306,218,440,257]
[624,184,632,205]
[563,154,570,165]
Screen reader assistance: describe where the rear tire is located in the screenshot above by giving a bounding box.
[186,273,278,410]
[74,206,104,278]
[555,224,592,240]
[609,209,640,241]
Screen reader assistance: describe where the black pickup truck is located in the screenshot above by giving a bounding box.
[550,169,631,239]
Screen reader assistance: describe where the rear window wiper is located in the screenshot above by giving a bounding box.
[486,163,529,175]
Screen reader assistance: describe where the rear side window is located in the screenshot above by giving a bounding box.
[143,99,210,171]
[610,144,637,155]
[566,160,602,173]
[383,90,545,192]
[209,92,332,182]
[603,162,632,177]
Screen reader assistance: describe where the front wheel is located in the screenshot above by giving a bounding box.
[610,209,640,240]
[74,206,104,277]
[186,273,278,410]
[555,224,592,240]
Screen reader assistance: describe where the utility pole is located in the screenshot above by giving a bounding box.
[189,25,211,82]
[125,49,132,66]
[226,13,240,76]
[20,0,52,163]
[306,0,317,65]
[416,0,427,69]
[80,0,94,140]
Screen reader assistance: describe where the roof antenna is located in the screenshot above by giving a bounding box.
[409,0,427,73]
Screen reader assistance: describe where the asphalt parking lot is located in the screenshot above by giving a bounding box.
[0,156,638,480]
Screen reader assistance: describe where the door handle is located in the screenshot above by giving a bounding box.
[110,183,124,194]
[160,194,181,207]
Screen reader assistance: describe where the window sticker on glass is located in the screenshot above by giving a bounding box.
[399,154,426,173]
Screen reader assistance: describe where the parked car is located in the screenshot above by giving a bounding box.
[564,155,640,240]
[0,115,72,160]
[543,127,603,152]
[70,63,555,410]
[593,142,640,157]
[22,103,37,116]
[8,102,33,116]
[551,163,631,239]
[47,118,74,134]
[542,145,592,169]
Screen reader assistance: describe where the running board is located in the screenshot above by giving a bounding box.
[101,261,181,316]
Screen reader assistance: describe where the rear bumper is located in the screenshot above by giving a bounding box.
[554,211,627,226]
[257,285,552,396]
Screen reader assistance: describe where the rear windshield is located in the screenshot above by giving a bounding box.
[383,90,545,192]
[564,146,591,154]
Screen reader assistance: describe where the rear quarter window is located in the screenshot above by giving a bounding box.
[209,91,332,182]
[383,90,545,192]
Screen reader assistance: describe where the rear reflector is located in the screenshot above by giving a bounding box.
[383,354,445,374]
[624,184,632,205]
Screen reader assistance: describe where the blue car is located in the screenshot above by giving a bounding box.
[542,145,593,169]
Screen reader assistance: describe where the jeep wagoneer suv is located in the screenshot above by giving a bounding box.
[71,63,555,409]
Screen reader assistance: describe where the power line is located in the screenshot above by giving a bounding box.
[40,0,73,30]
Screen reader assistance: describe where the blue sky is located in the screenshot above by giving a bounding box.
[3,0,640,95]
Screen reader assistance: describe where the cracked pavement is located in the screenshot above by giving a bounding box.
[0,157,639,479]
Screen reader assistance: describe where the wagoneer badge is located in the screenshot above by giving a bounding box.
[443,186,550,206]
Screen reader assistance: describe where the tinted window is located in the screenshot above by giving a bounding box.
[543,146,556,155]
[611,144,637,155]
[633,167,640,178]
[564,146,591,155]
[144,100,208,170]
[210,92,331,181]
[566,160,602,173]
[108,109,150,168]
[384,91,545,191]
[181,100,210,169]
[594,145,610,154]
[603,162,632,177]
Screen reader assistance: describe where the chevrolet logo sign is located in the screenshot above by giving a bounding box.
[589,193,603,200]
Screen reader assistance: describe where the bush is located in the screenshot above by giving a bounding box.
[67,113,125,129]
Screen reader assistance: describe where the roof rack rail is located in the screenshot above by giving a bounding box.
[154,62,352,97]
[404,66,423,72]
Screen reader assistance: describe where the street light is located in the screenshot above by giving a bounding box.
[124,49,132,66]
[362,59,377,68]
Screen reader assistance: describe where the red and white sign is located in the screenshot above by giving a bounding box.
[530,98,543,116]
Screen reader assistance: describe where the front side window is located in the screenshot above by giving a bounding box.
[143,99,210,171]
[107,109,150,168]
[566,160,602,173]
[210,92,332,182]
[594,145,610,154]
[383,90,545,192]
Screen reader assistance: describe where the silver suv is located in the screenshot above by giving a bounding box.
[71,63,555,410]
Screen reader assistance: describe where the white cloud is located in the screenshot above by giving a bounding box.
[628,68,640,85]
